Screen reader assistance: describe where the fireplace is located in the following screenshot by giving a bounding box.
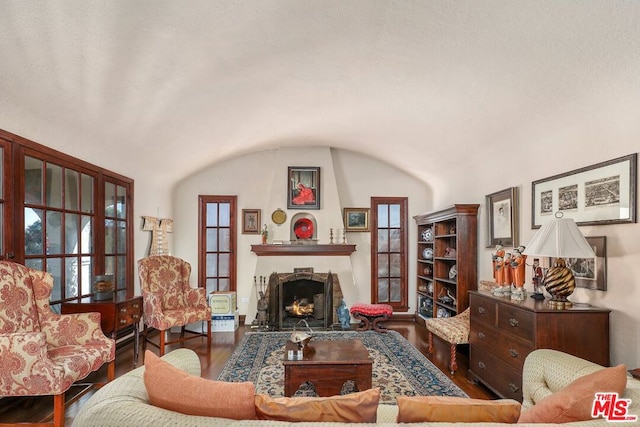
[267,270,342,330]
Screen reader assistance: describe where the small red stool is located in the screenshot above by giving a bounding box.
[349,303,393,333]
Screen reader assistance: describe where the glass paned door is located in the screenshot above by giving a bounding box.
[23,155,96,303]
[199,195,236,295]
[371,197,408,311]
[104,180,129,295]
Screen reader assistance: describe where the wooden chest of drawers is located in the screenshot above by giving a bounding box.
[62,295,142,366]
[468,290,610,401]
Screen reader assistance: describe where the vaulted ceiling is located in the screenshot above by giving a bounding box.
[2,1,639,189]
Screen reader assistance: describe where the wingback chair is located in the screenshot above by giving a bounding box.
[138,255,211,357]
[0,260,115,427]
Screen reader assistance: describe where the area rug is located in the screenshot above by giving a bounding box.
[217,330,467,403]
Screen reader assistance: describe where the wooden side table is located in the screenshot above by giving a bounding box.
[62,295,142,366]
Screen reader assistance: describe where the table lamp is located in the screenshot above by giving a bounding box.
[522,213,596,309]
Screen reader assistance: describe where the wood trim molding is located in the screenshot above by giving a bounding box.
[251,244,356,256]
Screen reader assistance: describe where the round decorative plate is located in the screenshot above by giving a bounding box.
[271,209,287,225]
[294,218,314,239]
[422,248,433,260]
[421,228,433,242]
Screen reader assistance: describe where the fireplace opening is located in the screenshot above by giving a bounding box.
[267,270,340,330]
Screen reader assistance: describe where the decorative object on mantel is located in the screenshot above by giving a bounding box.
[329,227,334,244]
[523,212,596,309]
[271,208,287,225]
[293,217,314,239]
[261,224,268,244]
[141,215,173,255]
[290,213,318,244]
[531,153,637,228]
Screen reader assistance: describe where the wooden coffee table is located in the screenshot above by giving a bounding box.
[283,339,372,397]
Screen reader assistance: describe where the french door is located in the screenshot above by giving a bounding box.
[198,195,237,294]
[0,128,135,310]
[370,197,409,311]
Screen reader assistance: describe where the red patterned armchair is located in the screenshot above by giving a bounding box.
[138,255,211,357]
[0,260,115,427]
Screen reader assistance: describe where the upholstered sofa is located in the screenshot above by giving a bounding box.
[73,348,640,426]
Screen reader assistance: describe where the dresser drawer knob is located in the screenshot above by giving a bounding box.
[477,361,486,370]
[133,303,139,308]
[509,383,519,393]
[478,307,486,314]
[478,332,486,339]
[509,348,519,358]
[120,319,127,325]
[120,308,127,313]
[508,318,519,327]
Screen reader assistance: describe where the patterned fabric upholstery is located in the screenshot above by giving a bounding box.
[139,255,211,331]
[425,308,470,374]
[424,308,470,345]
[138,255,211,355]
[350,303,394,317]
[0,260,115,398]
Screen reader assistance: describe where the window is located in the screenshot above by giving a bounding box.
[1,129,134,310]
[371,197,408,311]
[198,195,237,294]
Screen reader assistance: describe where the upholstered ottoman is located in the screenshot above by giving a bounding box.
[425,308,470,374]
[350,303,393,333]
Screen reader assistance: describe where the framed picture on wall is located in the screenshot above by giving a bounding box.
[242,209,261,234]
[552,236,607,291]
[531,153,637,228]
[343,208,370,232]
[486,187,519,248]
[288,166,320,209]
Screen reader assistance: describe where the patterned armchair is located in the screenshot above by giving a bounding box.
[0,260,115,427]
[138,255,211,357]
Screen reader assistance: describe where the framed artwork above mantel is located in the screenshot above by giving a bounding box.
[288,166,320,210]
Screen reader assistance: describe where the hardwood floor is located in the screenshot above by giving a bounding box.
[1,320,496,425]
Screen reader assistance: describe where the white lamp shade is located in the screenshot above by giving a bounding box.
[523,218,596,259]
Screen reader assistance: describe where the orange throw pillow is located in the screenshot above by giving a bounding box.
[255,387,380,423]
[143,350,256,420]
[396,395,521,423]
[518,364,627,423]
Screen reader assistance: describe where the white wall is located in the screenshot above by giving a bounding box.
[170,146,432,323]
[430,141,639,369]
